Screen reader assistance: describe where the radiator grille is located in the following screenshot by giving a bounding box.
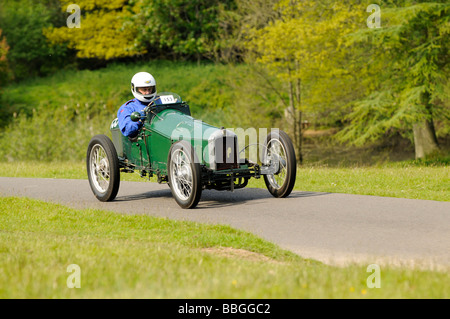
[215,136,239,170]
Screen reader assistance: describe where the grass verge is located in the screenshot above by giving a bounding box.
[0,196,448,298]
[0,161,448,201]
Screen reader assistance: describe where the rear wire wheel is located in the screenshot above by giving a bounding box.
[263,130,297,198]
[87,134,120,202]
[167,140,202,209]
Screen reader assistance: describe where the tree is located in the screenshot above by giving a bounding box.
[337,0,449,159]
[129,0,237,61]
[209,0,281,62]
[44,0,239,62]
[245,0,449,160]
[244,0,364,163]
[44,0,141,60]
[0,0,69,79]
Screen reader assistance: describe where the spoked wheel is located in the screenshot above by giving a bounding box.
[167,140,202,209]
[263,130,297,198]
[86,134,120,202]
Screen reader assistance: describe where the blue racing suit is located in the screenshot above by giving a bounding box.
[118,97,165,137]
[117,98,148,137]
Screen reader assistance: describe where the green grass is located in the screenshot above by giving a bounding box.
[0,61,235,118]
[0,196,448,298]
[0,161,448,201]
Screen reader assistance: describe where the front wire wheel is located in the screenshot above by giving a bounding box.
[90,144,110,192]
[263,130,297,198]
[87,135,120,202]
[171,149,193,201]
[168,141,202,209]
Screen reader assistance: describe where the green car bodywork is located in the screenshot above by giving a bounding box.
[110,92,256,187]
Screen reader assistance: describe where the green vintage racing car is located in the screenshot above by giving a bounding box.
[86,92,297,209]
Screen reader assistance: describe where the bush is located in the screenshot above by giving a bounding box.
[0,0,70,80]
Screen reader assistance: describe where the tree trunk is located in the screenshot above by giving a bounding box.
[413,91,440,159]
[413,120,439,159]
[286,83,303,164]
[297,109,303,164]
[295,70,303,165]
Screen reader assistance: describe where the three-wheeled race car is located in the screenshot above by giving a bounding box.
[87,92,297,209]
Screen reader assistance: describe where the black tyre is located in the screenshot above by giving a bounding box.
[167,140,202,209]
[86,134,120,202]
[263,130,297,198]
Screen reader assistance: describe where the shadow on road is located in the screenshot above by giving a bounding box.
[113,186,331,209]
[114,189,173,202]
[288,191,331,198]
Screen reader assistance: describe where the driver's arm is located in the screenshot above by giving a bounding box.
[117,104,144,137]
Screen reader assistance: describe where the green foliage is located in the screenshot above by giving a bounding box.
[336,91,397,145]
[129,0,237,60]
[44,0,140,60]
[245,0,365,108]
[337,1,450,144]
[0,0,69,80]
[242,0,369,159]
[241,0,449,158]
[44,0,241,61]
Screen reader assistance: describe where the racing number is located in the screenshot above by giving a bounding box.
[160,95,176,104]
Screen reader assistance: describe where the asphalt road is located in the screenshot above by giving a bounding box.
[1,177,449,270]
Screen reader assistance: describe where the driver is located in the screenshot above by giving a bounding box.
[117,72,157,137]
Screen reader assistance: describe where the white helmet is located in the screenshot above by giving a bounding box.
[131,72,157,103]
